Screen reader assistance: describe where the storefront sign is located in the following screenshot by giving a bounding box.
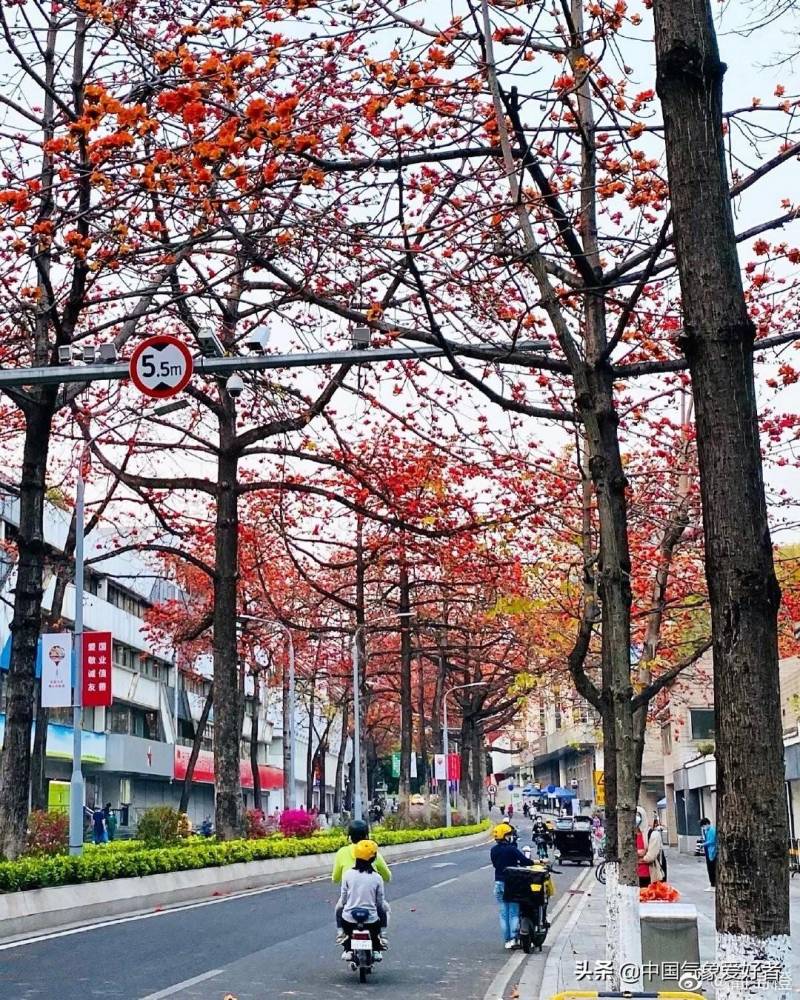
[593,770,605,808]
[173,746,282,790]
[0,716,106,762]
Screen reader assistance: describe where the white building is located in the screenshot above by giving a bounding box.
[0,486,349,833]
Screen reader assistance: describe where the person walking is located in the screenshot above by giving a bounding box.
[506,802,514,822]
[641,817,665,884]
[103,802,117,841]
[700,817,717,890]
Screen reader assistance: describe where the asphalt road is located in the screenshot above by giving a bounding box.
[0,827,579,1000]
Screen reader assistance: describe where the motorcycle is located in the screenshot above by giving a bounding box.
[503,865,552,954]
[344,907,382,983]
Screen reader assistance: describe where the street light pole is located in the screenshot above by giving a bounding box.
[68,467,85,856]
[442,682,489,828]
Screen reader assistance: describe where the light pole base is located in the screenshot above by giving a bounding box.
[69,771,85,856]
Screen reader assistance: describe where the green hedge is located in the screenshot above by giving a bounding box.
[0,822,489,893]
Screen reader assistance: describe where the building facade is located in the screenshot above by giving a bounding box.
[0,487,349,833]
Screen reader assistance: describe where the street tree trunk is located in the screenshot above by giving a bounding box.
[333,695,349,816]
[250,678,261,814]
[305,681,317,810]
[213,436,244,839]
[417,650,431,825]
[179,682,213,814]
[654,2,790,989]
[282,643,292,809]
[0,398,57,858]
[398,560,413,815]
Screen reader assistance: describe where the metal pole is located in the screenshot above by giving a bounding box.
[352,630,363,823]
[173,652,179,751]
[286,628,296,810]
[69,468,85,856]
[443,692,451,829]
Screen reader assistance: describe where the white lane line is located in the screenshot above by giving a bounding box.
[139,969,224,1000]
[431,877,458,888]
[0,838,490,951]
[431,862,457,868]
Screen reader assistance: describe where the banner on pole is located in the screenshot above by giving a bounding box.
[410,752,417,779]
[83,632,113,707]
[391,751,400,778]
[41,633,72,707]
[447,753,460,782]
[434,753,447,780]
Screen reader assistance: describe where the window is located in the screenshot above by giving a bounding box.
[690,708,715,741]
[554,698,562,731]
[108,702,160,740]
[119,778,132,804]
[107,583,149,618]
[661,724,673,755]
[86,573,102,596]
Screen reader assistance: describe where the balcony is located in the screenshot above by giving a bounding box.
[538,721,598,759]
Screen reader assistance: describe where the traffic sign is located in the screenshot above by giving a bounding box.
[488,784,497,794]
[129,335,193,398]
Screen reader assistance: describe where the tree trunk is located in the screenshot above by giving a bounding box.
[179,682,213,814]
[333,695,349,816]
[30,688,49,813]
[417,652,431,825]
[305,682,317,810]
[250,678,261,814]
[398,560,413,814]
[470,719,485,823]
[0,398,57,858]
[282,643,292,810]
[212,440,243,840]
[654,2,790,988]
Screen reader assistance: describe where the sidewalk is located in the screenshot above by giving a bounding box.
[518,849,800,999]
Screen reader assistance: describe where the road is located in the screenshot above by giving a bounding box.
[0,829,579,1000]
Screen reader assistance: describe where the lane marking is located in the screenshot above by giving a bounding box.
[431,862,456,868]
[431,877,458,888]
[0,838,491,951]
[139,969,224,1000]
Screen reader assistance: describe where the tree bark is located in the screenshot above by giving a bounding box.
[398,559,413,813]
[282,642,292,809]
[0,398,57,858]
[250,678,261,814]
[213,437,244,839]
[417,649,431,824]
[654,0,790,984]
[333,695,349,816]
[179,681,214,814]
[305,680,317,809]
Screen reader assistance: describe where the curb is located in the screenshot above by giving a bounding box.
[518,864,595,999]
[0,830,490,943]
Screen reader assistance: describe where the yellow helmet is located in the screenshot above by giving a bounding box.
[353,839,379,862]
[493,823,514,841]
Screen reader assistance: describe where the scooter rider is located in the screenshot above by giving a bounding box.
[532,816,550,859]
[332,820,391,946]
[490,823,534,949]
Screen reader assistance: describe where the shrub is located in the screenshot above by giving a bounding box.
[279,808,318,838]
[135,806,186,847]
[244,809,268,839]
[26,810,68,856]
[0,820,489,893]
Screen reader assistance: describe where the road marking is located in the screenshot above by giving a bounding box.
[139,968,224,1000]
[431,877,458,888]
[0,838,490,951]
[431,862,456,868]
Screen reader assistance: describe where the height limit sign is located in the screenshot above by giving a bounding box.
[129,335,193,399]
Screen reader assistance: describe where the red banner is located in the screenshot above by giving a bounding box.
[83,632,113,707]
[447,753,460,782]
[173,746,283,791]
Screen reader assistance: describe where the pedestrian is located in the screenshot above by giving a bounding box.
[91,806,107,845]
[522,802,530,819]
[489,823,533,949]
[700,817,717,890]
[499,804,506,817]
[507,803,514,821]
[641,816,665,883]
[103,802,117,841]
[635,810,651,887]
[649,818,667,882]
